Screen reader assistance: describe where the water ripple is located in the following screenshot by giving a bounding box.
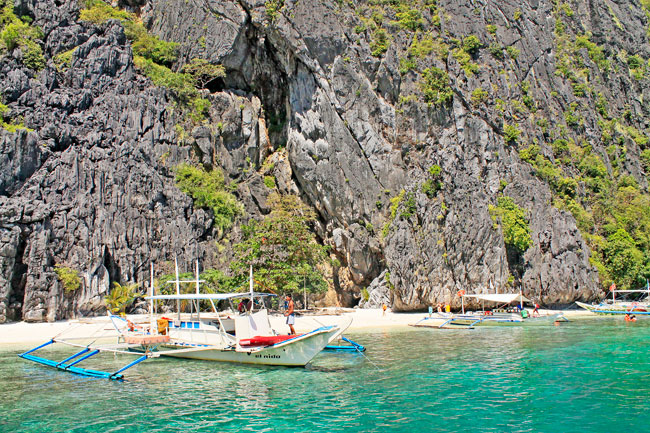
[1,319,649,432]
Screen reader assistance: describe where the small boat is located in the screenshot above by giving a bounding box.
[411,293,568,329]
[576,284,650,316]
[18,262,341,379]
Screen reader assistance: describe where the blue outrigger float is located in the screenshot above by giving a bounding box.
[18,338,153,380]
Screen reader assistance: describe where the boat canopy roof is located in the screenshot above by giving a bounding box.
[145,292,277,301]
[463,293,531,304]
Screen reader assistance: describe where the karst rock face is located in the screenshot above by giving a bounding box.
[4,0,648,321]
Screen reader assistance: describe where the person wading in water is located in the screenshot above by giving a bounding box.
[284,294,296,335]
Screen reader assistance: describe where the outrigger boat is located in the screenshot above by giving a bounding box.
[19,263,341,380]
[576,284,650,316]
[412,293,568,329]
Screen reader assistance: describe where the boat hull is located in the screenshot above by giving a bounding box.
[159,326,339,367]
[411,312,567,328]
[576,301,650,315]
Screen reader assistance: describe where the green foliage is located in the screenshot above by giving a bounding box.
[370,28,390,57]
[518,144,540,163]
[503,124,521,144]
[489,196,533,252]
[123,21,178,66]
[80,1,178,66]
[452,46,479,76]
[182,58,226,89]
[361,287,370,301]
[400,191,416,219]
[564,103,582,128]
[264,175,276,189]
[462,35,481,54]
[419,67,453,105]
[574,33,609,72]
[399,57,416,74]
[393,6,423,31]
[578,153,608,179]
[506,45,519,60]
[54,265,81,293]
[595,93,609,118]
[519,81,535,110]
[421,164,443,198]
[175,164,244,231]
[382,189,405,238]
[408,33,434,58]
[640,149,650,172]
[627,54,643,69]
[265,0,284,21]
[470,87,488,106]
[513,8,522,20]
[231,193,329,294]
[104,282,138,314]
[79,0,131,23]
[486,24,497,35]
[133,56,197,101]
[0,102,29,132]
[560,3,574,17]
[54,48,76,71]
[188,97,211,123]
[488,43,504,59]
[0,1,45,71]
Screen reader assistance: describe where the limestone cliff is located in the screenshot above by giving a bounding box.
[2,0,649,321]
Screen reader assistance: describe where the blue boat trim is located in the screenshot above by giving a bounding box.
[18,340,151,381]
[19,339,54,357]
[65,349,100,368]
[57,348,90,367]
[324,336,366,352]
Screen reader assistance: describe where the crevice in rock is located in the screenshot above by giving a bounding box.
[103,246,121,285]
[7,228,28,321]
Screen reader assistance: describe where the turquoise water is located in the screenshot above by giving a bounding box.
[1,318,649,432]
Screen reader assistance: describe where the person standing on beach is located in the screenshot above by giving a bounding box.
[382,303,387,316]
[284,294,296,335]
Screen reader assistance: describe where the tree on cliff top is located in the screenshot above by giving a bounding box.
[232,193,329,295]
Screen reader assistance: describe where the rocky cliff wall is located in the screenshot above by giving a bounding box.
[2,0,649,321]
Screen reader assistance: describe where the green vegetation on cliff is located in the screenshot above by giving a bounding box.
[489,197,533,253]
[232,193,329,294]
[0,0,45,70]
[54,265,81,293]
[80,0,223,124]
[174,164,244,232]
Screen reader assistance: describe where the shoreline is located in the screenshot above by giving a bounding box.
[0,307,596,346]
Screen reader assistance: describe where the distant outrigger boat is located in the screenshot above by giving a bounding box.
[412,293,567,329]
[19,262,341,380]
[576,283,650,316]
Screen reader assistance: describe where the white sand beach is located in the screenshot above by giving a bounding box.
[0,307,595,345]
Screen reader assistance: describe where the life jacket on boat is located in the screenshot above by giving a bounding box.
[625,314,637,322]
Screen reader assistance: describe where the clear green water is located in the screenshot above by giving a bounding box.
[1,318,648,432]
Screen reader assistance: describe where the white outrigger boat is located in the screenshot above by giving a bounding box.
[19,263,341,379]
[412,293,568,329]
[576,284,650,316]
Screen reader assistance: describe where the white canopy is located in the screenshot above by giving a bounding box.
[145,292,276,301]
[462,293,531,304]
